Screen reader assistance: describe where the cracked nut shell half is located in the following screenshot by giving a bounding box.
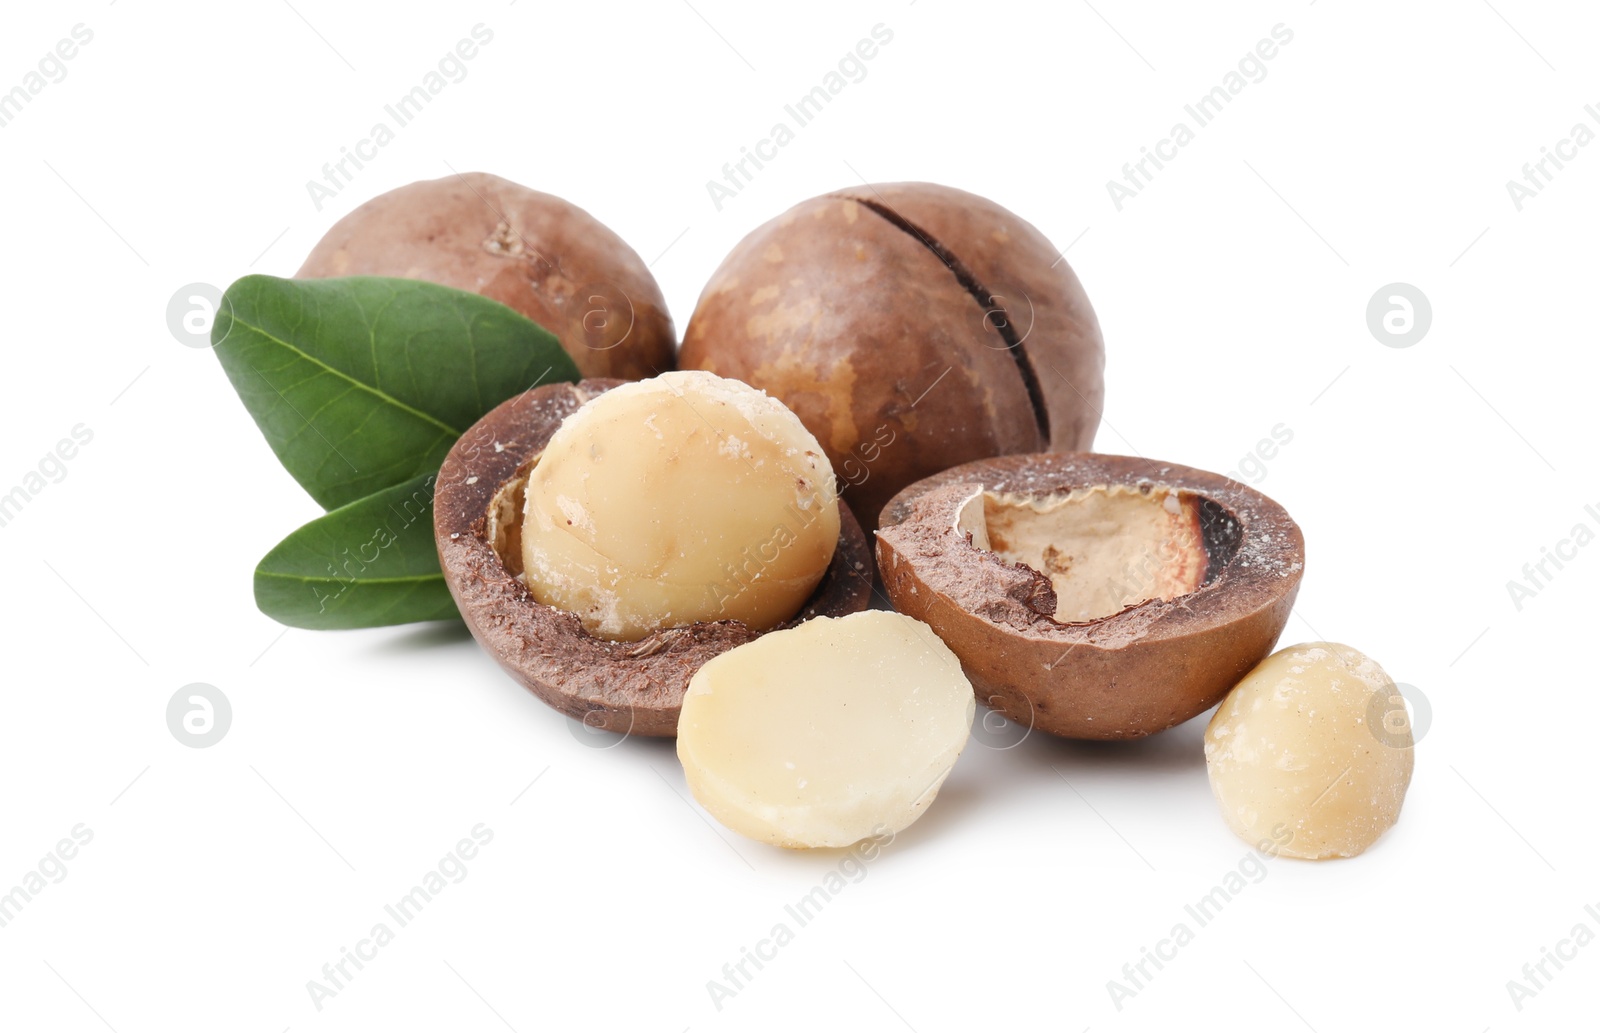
[876,453,1304,740]
[435,379,874,737]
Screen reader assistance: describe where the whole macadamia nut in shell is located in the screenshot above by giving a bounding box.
[680,182,1105,529]
[299,172,675,380]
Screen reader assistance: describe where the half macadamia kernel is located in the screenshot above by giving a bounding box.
[676,611,976,849]
[876,453,1304,740]
[434,380,872,737]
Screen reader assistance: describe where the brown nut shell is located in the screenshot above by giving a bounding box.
[298,173,676,381]
[435,379,873,737]
[876,454,1304,740]
[679,182,1104,531]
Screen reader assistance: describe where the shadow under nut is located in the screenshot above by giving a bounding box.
[434,379,874,737]
[875,453,1305,741]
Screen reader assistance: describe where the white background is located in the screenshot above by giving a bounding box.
[1,1,1595,1030]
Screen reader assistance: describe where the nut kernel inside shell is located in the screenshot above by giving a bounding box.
[435,379,874,740]
[957,484,1210,623]
[485,461,537,578]
[875,452,1302,741]
[676,611,975,849]
[521,371,840,642]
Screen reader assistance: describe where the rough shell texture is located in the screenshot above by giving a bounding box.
[435,379,873,737]
[679,182,1104,530]
[299,172,676,380]
[875,453,1304,740]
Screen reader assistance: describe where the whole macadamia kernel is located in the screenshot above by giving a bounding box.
[676,611,975,849]
[520,371,841,642]
[1205,642,1414,860]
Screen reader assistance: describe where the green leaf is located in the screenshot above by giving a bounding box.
[254,474,457,629]
[213,275,579,510]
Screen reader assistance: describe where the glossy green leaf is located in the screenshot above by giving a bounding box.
[213,275,578,510]
[254,473,456,629]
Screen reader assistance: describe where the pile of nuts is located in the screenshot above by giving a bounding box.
[303,173,1414,857]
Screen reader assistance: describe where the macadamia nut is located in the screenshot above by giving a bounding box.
[676,611,976,849]
[680,182,1105,531]
[521,370,840,642]
[876,453,1304,741]
[1205,642,1414,860]
[297,173,676,380]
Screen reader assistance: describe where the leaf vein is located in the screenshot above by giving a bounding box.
[227,315,463,437]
